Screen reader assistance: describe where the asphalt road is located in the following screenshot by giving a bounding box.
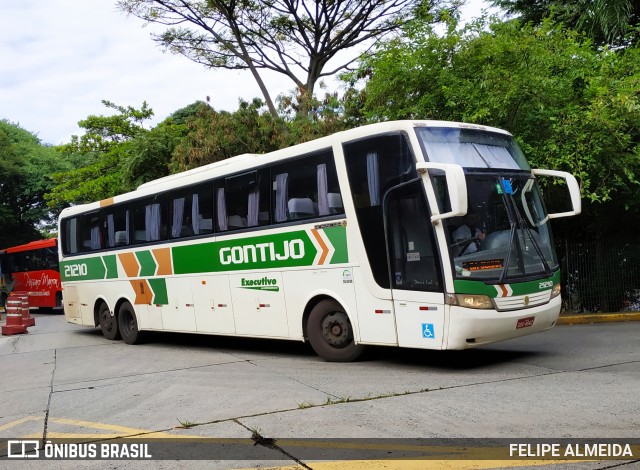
[0,311,638,469]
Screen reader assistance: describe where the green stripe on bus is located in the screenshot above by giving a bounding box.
[148,278,168,304]
[510,270,561,296]
[172,230,317,274]
[454,270,561,297]
[323,226,348,264]
[61,226,350,282]
[60,257,109,282]
[136,250,157,277]
[104,255,118,279]
[453,280,494,296]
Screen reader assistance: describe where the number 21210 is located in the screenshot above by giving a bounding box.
[64,263,88,278]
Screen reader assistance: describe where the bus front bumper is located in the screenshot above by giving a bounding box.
[445,295,561,349]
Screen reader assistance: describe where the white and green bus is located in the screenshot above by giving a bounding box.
[58,120,581,361]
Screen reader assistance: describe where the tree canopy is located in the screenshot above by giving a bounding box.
[3,1,640,247]
[490,0,639,46]
[343,14,640,238]
[45,101,155,208]
[117,0,424,116]
[0,120,70,247]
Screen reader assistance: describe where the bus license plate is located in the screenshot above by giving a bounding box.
[516,316,535,329]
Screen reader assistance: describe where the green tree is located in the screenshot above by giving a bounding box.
[170,96,352,171]
[45,101,154,207]
[122,120,188,188]
[117,0,425,117]
[170,99,284,171]
[491,0,639,46]
[345,15,640,237]
[0,120,71,247]
[277,89,352,143]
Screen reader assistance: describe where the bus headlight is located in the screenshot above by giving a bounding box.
[446,293,493,309]
[551,283,561,299]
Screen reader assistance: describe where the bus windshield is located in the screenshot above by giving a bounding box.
[416,126,530,170]
[443,173,557,282]
[415,127,557,282]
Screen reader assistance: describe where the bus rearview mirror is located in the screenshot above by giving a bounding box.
[532,169,582,218]
[416,162,468,222]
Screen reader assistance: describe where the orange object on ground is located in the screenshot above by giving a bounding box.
[1,299,28,335]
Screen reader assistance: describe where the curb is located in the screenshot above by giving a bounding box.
[557,312,640,325]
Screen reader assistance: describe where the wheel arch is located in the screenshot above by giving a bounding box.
[114,297,134,318]
[93,297,109,327]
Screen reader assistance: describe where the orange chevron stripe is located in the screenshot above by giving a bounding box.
[499,284,509,297]
[153,248,172,275]
[130,280,153,305]
[118,252,140,278]
[311,229,329,265]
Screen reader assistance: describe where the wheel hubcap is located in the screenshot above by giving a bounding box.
[101,311,112,331]
[321,312,350,348]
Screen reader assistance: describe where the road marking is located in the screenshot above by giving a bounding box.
[0,415,186,439]
[0,417,601,467]
[0,416,42,432]
[233,460,590,469]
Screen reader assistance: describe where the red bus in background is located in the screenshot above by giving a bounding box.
[0,239,62,309]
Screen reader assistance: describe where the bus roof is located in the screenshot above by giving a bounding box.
[59,120,512,219]
[2,239,57,254]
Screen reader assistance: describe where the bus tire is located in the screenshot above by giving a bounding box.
[118,301,144,345]
[307,299,364,362]
[98,302,120,340]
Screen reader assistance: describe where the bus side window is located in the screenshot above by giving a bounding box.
[193,184,214,234]
[78,212,102,251]
[343,133,417,288]
[131,197,166,244]
[219,170,269,231]
[45,248,58,269]
[106,209,129,247]
[273,149,339,223]
[62,217,79,254]
[170,183,214,238]
[248,170,269,227]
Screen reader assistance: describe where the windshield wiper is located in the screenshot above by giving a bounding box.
[512,180,551,277]
[498,179,551,283]
[499,220,517,284]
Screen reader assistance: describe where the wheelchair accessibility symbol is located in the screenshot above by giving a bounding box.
[422,323,435,339]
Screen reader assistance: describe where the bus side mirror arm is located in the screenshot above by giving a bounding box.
[416,162,468,223]
[532,169,582,219]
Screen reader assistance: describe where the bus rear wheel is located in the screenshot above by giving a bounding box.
[98,302,120,340]
[307,299,364,362]
[118,301,144,345]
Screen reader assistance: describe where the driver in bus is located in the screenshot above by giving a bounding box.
[453,212,486,256]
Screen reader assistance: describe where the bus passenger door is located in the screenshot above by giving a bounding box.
[385,181,446,349]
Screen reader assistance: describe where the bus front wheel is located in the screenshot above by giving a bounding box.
[98,302,120,340]
[118,301,144,345]
[307,300,364,362]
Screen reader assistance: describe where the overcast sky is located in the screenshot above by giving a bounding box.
[1,0,490,146]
